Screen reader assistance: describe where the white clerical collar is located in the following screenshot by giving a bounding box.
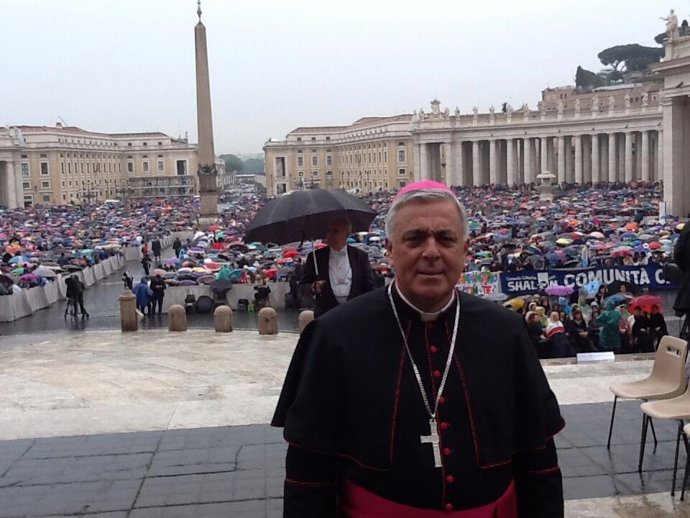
[331,246,347,256]
[393,281,456,322]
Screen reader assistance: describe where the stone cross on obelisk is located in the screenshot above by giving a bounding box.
[194,0,219,223]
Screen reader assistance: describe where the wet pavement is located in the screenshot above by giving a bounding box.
[0,246,303,337]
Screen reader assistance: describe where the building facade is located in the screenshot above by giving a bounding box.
[264,115,416,195]
[265,84,665,197]
[0,124,202,208]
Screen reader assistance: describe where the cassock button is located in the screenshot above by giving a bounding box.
[443,447,452,457]
[440,421,451,431]
[430,345,439,354]
[433,370,442,379]
[444,503,454,511]
[446,475,455,484]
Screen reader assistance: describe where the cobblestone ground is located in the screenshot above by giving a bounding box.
[1,403,688,517]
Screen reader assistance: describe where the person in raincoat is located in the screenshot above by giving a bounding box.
[133,277,153,316]
[597,301,622,352]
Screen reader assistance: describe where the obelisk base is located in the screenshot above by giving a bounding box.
[200,193,218,217]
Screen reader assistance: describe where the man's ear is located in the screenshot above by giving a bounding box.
[386,239,394,267]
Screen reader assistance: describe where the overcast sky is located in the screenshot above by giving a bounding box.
[1,0,677,154]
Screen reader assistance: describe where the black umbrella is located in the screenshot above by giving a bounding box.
[210,278,233,295]
[244,189,377,245]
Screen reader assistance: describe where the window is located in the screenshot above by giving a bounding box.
[311,137,316,141]
[326,155,333,167]
[127,143,132,147]
[297,156,304,167]
[158,141,163,146]
[398,150,406,163]
[298,171,304,177]
[41,181,50,189]
[297,137,302,141]
[143,161,150,173]
[61,163,64,174]
[312,155,318,167]
[399,168,406,176]
[42,194,51,202]
[21,154,28,159]
[21,162,30,176]
[40,162,49,175]
[158,160,165,172]
[40,153,47,158]
[312,171,319,176]
[22,182,30,190]
[326,136,330,141]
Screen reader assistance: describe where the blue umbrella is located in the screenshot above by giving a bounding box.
[603,293,633,308]
[583,279,601,296]
[8,255,25,264]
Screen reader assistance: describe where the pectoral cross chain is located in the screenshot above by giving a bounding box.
[420,418,442,468]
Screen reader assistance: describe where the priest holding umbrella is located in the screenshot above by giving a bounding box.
[273,181,564,517]
[244,189,378,316]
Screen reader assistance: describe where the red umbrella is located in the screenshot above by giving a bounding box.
[629,295,663,313]
[283,250,299,258]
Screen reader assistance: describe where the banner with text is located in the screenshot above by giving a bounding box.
[501,265,678,296]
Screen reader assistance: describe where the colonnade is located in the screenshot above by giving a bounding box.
[418,130,663,187]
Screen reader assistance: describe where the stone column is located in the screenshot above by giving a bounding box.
[657,130,663,183]
[608,133,617,184]
[455,141,466,186]
[591,134,600,184]
[413,143,422,181]
[5,161,19,209]
[641,130,650,182]
[506,139,515,186]
[624,132,634,182]
[420,143,429,180]
[489,139,498,185]
[557,136,566,183]
[574,135,583,184]
[472,141,481,186]
[523,138,533,185]
[540,137,548,173]
[445,141,455,186]
[195,14,219,218]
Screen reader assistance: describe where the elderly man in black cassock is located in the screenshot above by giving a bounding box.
[273,181,565,518]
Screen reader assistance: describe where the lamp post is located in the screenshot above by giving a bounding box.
[81,181,97,206]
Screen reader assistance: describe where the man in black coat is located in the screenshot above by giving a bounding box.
[673,219,690,318]
[274,181,564,517]
[301,216,375,317]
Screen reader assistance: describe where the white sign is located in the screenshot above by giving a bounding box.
[577,351,615,363]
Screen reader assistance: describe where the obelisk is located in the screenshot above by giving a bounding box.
[194,0,218,222]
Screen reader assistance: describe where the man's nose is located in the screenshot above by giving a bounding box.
[421,238,441,258]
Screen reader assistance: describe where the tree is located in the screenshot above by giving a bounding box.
[243,158,265,174]
[219,154,243,172]
[575,66,606,89]
[597,44,664,72]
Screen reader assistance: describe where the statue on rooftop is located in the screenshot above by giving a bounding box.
[661,9,679,41]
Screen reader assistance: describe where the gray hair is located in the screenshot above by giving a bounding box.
[385,189,469,240]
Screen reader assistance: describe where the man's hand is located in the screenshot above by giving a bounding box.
[313,280,327,296]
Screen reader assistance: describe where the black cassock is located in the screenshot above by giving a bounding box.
[273,286,565,517]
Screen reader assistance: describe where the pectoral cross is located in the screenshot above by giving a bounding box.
[420,418,442,468]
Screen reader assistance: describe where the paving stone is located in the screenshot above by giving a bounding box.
[25,432,161,459]
[2,453,151,485]
[0,479,140,517]
[146,447,238,477]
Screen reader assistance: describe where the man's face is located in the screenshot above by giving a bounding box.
[386,198,468,312]
[326,219,349,250]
